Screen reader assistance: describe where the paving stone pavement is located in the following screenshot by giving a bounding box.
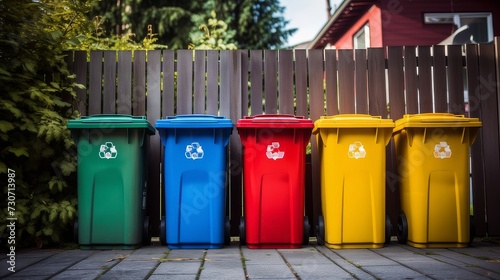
[1,239,500,280]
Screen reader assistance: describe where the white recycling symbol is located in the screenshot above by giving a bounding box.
[99,142,118,159]
[185,142,204,160]
[266,142,285,160]
[434,141,452,159]
[348,141,366,159]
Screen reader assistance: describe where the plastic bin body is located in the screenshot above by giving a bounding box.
[237,114,313,249]
[156,115,233,249]
[393,113,481,248]
[68,115,155,249]
[313,114,394,249]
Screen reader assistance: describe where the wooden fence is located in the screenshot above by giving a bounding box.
[65,38,500,238]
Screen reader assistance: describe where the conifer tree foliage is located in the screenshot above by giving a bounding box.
[89,0,295,49]
[89,0,205,49]
[0,0,91,248]
[213,0,296,49]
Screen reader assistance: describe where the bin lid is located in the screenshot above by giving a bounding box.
[67,114,155,134]
[393,113,482,133]
[236,114,313,128]
[313,114,394,133]
[155,114,233,129]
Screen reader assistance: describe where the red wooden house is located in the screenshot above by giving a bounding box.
[309,0,500,49]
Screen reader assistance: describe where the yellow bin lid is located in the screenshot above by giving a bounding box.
[393,113,482,134]
[313,114,394,134]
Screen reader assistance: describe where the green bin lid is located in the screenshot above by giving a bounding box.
[393,113,482,133]
[155,114,233,129]
[236,114,313,129]
[67,114,155,134]
[313,114,394,134]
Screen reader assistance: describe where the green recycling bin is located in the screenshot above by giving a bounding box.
[68,115,155,249]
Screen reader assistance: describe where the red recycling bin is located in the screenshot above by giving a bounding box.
[237,114,313,249]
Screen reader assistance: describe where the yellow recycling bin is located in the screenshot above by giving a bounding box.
[313,114,394,249]
[392,113,482,248]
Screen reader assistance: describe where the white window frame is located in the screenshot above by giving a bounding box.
[424,12,493,42]
[353,23,370,49]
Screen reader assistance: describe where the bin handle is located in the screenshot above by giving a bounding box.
[320,114,380,119]
[246,114,303,122]
[80,114,143,123]
[165,114,223,122]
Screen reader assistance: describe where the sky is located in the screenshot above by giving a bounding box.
[282,0,344,47]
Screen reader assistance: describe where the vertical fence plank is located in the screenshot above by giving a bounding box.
[295,50,309,117]
[477,43,500,236]
[278,50,294,114]
[466,44,486,236]
[418,46,433,113]
[308,49,325,236]
[355,49,368,114]
[117,51,132,115]
[387,46,405,120]
[206,50,219,116]
[386,46,405,231]
[220,51,243,235]
[146,50,162,237]
[432,45,447,113]
[64,52,74,105]
[240,50,249,116]
[177,50,193,114]
[103,51,117,114]
[338,49,355,113]
[404,46,418,114]
[74,51,88,115]
[324,49,339,116]
[447,45,465,114]
[264,50,278,113]
[88,51,103,115]
[194,50,206,114]
[250,50,263,115]
[367,48,387,117]
[162,50,175,117]
[133,51,146,116]
[309,50,325,119]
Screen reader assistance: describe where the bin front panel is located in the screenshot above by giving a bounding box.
[74,128,149,248]
[316,127,392,248]
[237,118,313,249]
[394,125,477,248]
[156,116,233,249]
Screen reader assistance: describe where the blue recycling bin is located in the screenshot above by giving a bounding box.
[155,115,233,249]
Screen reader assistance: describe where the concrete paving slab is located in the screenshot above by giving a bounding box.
[292,263,353,279]
[242,248,287,265]
[314,245,376,279]
[151,260,201,276]
[245,263,296,279]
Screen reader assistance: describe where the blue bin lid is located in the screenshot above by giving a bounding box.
[67,114,155,135]
[155,114,234,129]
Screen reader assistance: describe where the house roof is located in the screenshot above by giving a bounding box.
[308,0,374,49]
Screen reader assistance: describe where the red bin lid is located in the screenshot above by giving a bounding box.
[236,114,314,128]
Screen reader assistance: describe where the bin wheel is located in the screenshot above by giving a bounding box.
[73,219,79,244]
[224,216,231,246]
[385,215,392,244]
[303,216,310,245]
[239,217,246,246]
[159,216,166,246]
[397,212,408,244]
[142,216,151,246]
[316,216,325,245]
[469,215,475,244]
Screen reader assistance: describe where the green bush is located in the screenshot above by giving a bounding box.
[0,0,88,248]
